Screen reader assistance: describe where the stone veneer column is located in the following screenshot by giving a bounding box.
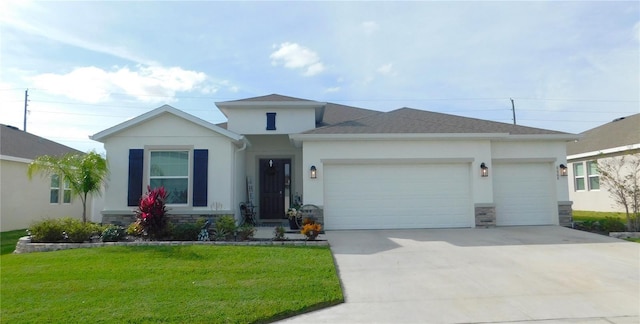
[558,201,573,227]
[475,204,496,227]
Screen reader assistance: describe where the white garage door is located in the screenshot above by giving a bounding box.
[493,162,556,226]
[324,163,473,230]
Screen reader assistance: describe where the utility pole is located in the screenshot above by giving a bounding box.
[510,98,516,125]
[23,89,28,132]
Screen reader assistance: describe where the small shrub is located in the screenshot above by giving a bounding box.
[102,225,125,242]
[237,224,256,241]
[273,226,286,241]
[134,186,169,239]
[29,218,103,243]
[171,223,200,241]
[214,215,236,241]
[600,217,626,233]
[29,219,65,242]
[126,221,143,236]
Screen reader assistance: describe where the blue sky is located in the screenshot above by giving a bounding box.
[1,1,638,154]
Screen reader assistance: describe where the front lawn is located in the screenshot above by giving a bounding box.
[1,229,26,255]
[1,245,343,323]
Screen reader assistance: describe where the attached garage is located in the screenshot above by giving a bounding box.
[493,162,556,226]
[323,162,473,230]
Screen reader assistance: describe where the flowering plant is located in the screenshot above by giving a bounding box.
[300,223,322,240]
[286,208,300,219]
[132,186,169,239]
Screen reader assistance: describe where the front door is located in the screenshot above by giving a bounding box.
[259,159,290,219]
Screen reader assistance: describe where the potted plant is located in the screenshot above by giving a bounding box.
[287,208,300,229]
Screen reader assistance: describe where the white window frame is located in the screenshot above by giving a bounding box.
[147,147,192,206]
[573,162,586,192]
[50,174,60,204]
[586,161,600,191]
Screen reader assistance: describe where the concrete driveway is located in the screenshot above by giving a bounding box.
[280,226,639,324]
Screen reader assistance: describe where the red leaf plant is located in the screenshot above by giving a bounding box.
[133,186,169,239]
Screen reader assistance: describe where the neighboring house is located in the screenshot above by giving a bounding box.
[567,113,640,212]
[0,124,87,231]
[91,94,578,230]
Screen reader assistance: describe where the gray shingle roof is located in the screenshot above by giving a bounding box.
[219,94,315,103]
[567,113,640,155]
[305,107,569,135]
[0,124,82,160]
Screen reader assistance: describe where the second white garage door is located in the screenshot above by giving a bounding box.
[493,162,556,226]
[323,163,473,230]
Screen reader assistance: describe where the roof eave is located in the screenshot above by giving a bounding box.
[290,132,580,145]
[90,105,244,143]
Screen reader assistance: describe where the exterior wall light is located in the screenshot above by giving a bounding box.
[559,164,568,177]
[310,165,317,179]
[480,162,489,177]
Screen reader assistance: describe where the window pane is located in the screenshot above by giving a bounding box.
[587,161,599,176]
[150,178,188,204]
[51,174,60,188]
[573,163,584,176]
[50,189,59,203]
[63,190,72,203]
[589,177,600,190]
[150,151,188,176]
[575,178,585,191]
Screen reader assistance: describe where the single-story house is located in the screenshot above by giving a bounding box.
[0,124,93,231]
[567,113,640,212]
[91,94,578,230]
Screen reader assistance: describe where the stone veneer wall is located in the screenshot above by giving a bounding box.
[475,204,496,227]
[102,214,234,226]
[14,236,328,254]
[558,201,573,227]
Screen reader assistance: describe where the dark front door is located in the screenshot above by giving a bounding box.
[259,159,290,219]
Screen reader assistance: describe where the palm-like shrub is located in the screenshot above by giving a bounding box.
[132,186,169,239]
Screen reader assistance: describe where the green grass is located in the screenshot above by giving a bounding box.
[1,229,26,255]
[1,245,343,323]
[573,210,627,222]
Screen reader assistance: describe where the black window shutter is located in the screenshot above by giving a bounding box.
[266,112,276,130]
[193,149,208,207]
[127,149,144,206]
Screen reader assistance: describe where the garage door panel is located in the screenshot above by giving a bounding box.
[494,163,555,226]
[324,163,473,230]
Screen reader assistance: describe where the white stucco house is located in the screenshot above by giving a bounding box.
[0,125,91,231]
[567,113,640,212]
[91,94,578,230]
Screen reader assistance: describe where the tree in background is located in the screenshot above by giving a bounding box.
[597,153,640,231]
[28,151,108,223]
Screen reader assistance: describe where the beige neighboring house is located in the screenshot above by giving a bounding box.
[0,124,87,231]
[567,113,640,212]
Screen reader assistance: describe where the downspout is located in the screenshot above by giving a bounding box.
[231,137,248,222]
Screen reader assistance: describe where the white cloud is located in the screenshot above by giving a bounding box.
[376,63,397,76]
[325,87,341,93]
[31,65,211,103]
[362,21,379,35]
[270,42,325,76]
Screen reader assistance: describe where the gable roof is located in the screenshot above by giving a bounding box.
[567,113,640,155]
[218,94,315,103]
[304,107,570,136]
[90,104,244,143]
[0,124,82,160]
